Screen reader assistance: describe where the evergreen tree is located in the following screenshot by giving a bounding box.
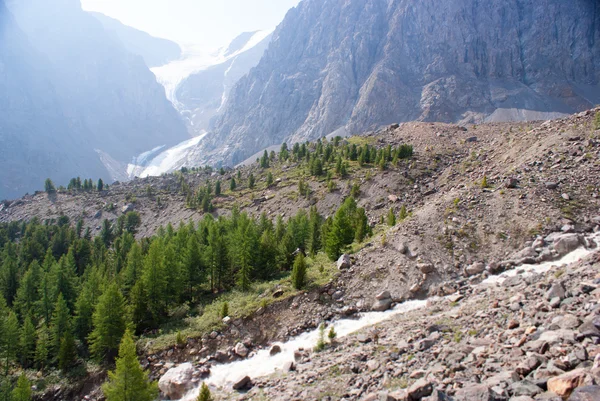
[35,323,49,370]
[399,205,408,221]
[260,150,269,168]
[248,173,255,189]
[215,181,221,196]
[11,374,31,401]
[50,294,71,359]
[230,178,236,191]
[19,315,36,368]
[89,284,127,363]
[58,330,77,373]
[97,179,104,191]
[291,253,307,290]
[266,172,274,187]
[182,236,203,301]
[102,330,158,401]
[387,208,396,226]
[325,197,357,260]
[44,178,56,193]
[0,311,19,376]
[196,383,213,401]
[100,219,113,247]
[354,208,370,242]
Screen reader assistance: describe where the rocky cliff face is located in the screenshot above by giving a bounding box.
[0,0,187,199]
[199,0,600,166]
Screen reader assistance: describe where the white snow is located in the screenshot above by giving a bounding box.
[127,132,208,178]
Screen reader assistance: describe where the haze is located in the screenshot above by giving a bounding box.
[81,0,301,50]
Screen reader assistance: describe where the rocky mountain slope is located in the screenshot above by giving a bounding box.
[196,0,600,167]
[0,0,188,200]
[2,106,600,400]
[90,11,182,68]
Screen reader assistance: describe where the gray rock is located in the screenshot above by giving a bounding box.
[510,380,542,397]
[232,375,252,390]
[376,291,391,300]
[455,384,504,401]
[553,234,581,256]
[234,342,249,358]
[546,283,566,301]
[269,345,282,356]
[407,379,433,400]
[337,254,352,269]
[567,386,600,401]
[465,262,486,276]
[372,298,393,312]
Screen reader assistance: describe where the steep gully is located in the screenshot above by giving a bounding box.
[173,233,600,400]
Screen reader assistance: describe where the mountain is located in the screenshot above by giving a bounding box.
[197,0,600,166]
[90,11,182,68]
[0,0,188,199]
[175,31,272,135]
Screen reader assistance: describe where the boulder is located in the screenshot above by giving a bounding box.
[407,379,433,400]
[568,386,600,401]
[553,234,581,256]
[546,283,566,301]
[454,384,502,401]
[232,375,252,390]
[269,345,282,356]
[465,262,485,276]
[505,177,519,188]
[547,369,594,399]
[376,291,391,300]
[158,363,195,400]
[337,254,352,269]
[234,342,249,358]
[372,298,393,312]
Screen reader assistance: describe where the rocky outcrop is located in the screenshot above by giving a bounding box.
[158,363,195,400]
[198,0,600,166]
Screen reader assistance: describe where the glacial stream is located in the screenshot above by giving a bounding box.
[178,233,599,400]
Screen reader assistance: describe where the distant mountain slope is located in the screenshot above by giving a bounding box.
[198,0,600,166]
[0,0,187,199]
[90,11,182,68]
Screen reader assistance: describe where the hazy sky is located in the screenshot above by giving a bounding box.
[81,0,301,50]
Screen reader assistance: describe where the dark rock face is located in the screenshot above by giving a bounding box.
[201,0,600,166]
[0,0,187,199]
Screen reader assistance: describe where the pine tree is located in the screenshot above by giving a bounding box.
[35,323,50,370]
[230,178,236,191]
[387,208,396,226]
[44,178,56,193]
[142,241,167,321]
[58,330,77,373]
[20,315,37,368]
[291,253,307,290]
[196,383,213,401]
[248,173,255,189]
[0,311,19,376]
[215,181,221,196]
[50,294,71,359]
[102,330,158,401]
[260,150,269,168]
[266,172,274,187]
[354,208,370,242]
[399,205,408,221]
[97,179,104,191]
[11,374,31,401]
[89,284,127,363]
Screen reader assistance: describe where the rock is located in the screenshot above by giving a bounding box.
[547,369,594,399]
[388,195,399,202]
[465,262,485,276]
[372,298,393,311]
[510,380,542,397]
[466,136,478,143]
[158,363,195,400]
[418,262,435,273]
[423,390,454,401]
[553,234,581,256]
[234,342,249,358]
[272,289,284,298]
[546,283,566,301]
[454,384,501,401]
[505,177,518,188]
[122,203,134,213]
[376,291,392,300]
[337,254,352,269]
[545,182,559,190]
[567,386,600,401]
[283,361,296,372]
[269,345,282,356]
[232,375,252,390]
[357,333,372,343]
[407,379,433,400]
